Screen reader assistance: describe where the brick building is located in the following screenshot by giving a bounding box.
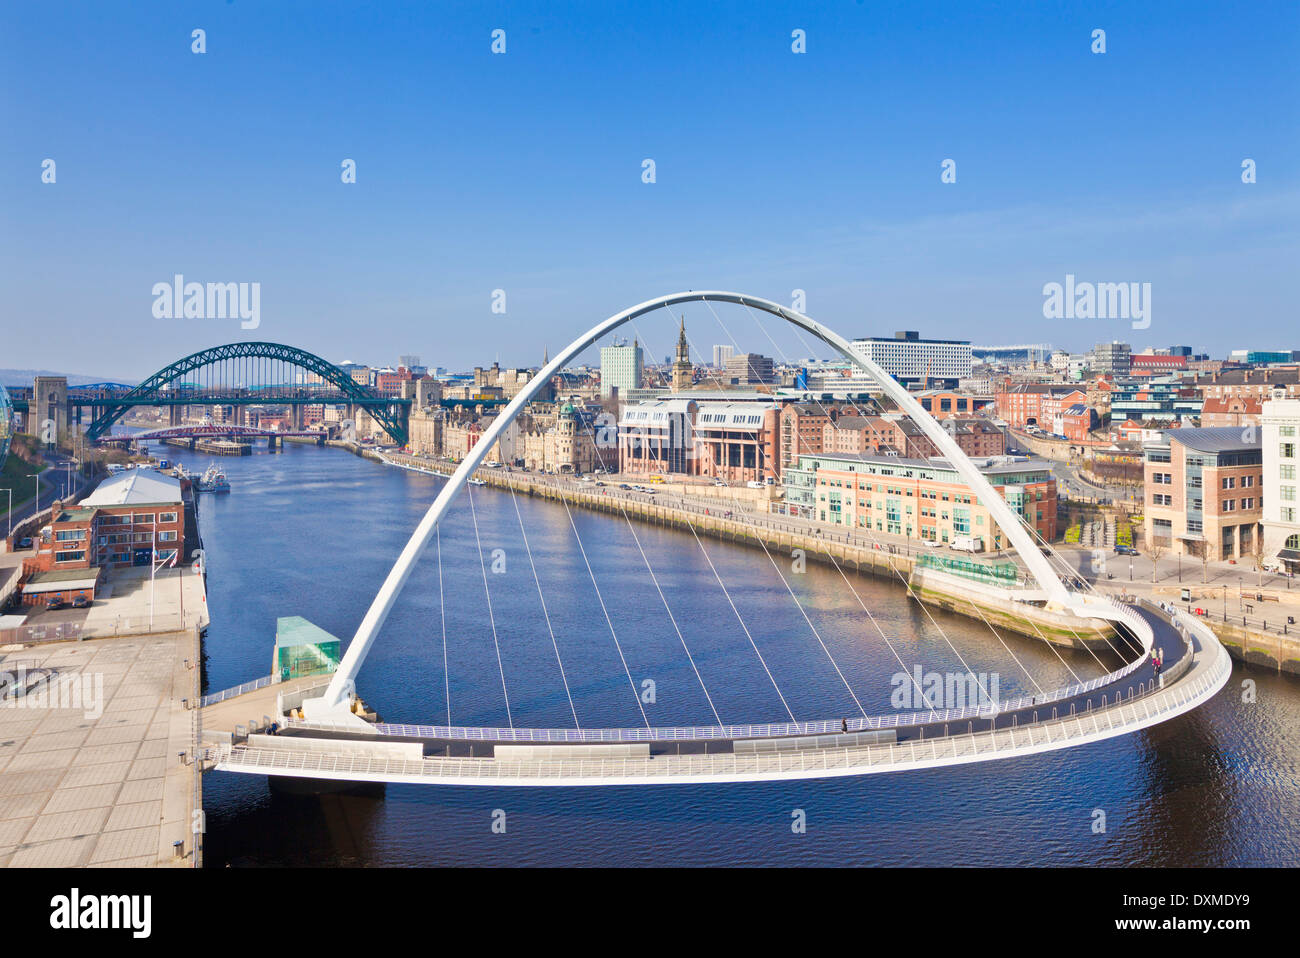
[23,471,187,605]
[1143,427,1262,561]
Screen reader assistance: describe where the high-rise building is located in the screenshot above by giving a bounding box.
[712,344,735,368]
[1092,341,1131,376]
[723,353,775,385]
[600,339,644,399]
[850,331,971,387]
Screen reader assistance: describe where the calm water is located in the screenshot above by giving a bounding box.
[165,441,1299,867]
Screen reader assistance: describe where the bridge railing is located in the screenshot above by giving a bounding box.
[280,596,1172,745]
[200,674,274,708]
[220,635,1232,783]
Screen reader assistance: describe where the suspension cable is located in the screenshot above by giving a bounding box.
[709,298,1021,705]
[437,525,451,727]
[631,312,871,718]
[558,493,651,728]
[508,484,581,728]
[748,301,1135,679]
[467,483,513,727]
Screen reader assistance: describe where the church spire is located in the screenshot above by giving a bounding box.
[672,315,692,391]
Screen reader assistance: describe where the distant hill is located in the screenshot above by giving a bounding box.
[1,369,136,388]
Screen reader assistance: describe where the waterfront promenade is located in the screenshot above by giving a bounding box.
[0,547,209,866]
[0,625,202,866]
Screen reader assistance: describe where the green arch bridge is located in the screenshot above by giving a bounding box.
[82,342,411,445]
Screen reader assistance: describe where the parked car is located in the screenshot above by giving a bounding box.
[1114,545,1139,556]
[618,483,632,490]
[46,597,66,611]
[72,596,91,609]
[18,537,33,549]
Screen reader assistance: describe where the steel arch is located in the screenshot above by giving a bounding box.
[307,290,1097,719]
[84,342,408,444]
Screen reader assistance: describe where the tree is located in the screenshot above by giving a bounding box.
[1149,540,1167,583]
[1249,524,1284,588]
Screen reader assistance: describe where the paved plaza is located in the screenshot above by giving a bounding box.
[0,628,200,867]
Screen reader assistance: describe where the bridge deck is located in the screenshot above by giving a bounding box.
[205,604,1228,786]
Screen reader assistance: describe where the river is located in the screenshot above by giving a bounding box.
[156,440,1298,866]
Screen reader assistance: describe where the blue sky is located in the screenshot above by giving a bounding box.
[2,0,1297,379]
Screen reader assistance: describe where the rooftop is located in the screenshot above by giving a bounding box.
[1157,427,1261,454]
[275,615,342,649]
[81,470,182,507]
[27,567,103,586]
[800,451,1050,476]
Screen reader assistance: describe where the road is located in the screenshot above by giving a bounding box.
[2,452,98,540]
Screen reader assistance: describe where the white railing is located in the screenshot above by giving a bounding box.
[221,634,1231,785]
[284,599,1177,746]
[200,674,274,707]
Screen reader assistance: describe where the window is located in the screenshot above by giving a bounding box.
[1283,443,1296,459]
[1284,508,1297,523]
[1281,465,1296,481]
[159,512,178,524]
[1282,426,1296,438]
[55,550,85,563]
[1241,497,1254,509]
[1222,500,1235,512]
[1282,486,1296,502]
[158,531,177,542]
[1222,477,1236,489]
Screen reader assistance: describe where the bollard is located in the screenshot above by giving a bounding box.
[173,840,184,859]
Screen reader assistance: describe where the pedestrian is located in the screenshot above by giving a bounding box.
[841,718,848,733]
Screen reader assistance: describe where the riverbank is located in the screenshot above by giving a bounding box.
[354,447,1120,652]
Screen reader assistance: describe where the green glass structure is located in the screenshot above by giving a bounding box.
[273,616,342,682]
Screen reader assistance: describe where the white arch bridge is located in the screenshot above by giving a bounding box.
[204,292,1230,786]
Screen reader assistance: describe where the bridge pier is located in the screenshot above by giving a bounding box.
[169,405,182,427]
